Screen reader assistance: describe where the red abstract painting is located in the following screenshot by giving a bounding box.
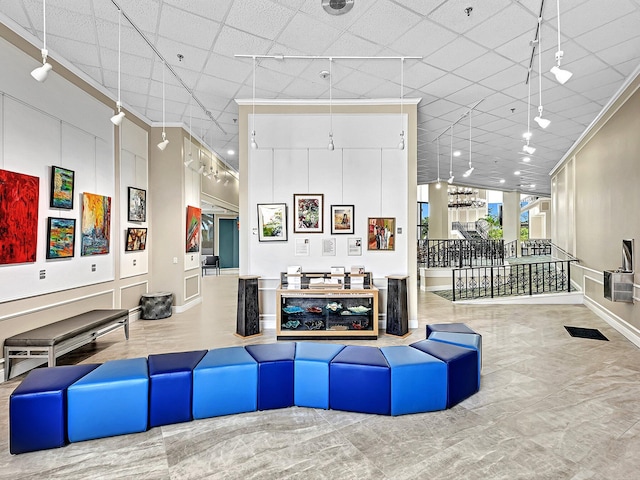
[0,169,40,265]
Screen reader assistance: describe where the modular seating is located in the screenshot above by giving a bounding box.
[9,323,481,455]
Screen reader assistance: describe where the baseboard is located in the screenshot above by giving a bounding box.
[583,295,640,348]
[455,291,584,305]
[173,296,202,314]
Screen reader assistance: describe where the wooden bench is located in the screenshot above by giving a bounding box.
[4,309,129,381]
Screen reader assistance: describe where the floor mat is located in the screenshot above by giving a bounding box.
[564,326,609,341]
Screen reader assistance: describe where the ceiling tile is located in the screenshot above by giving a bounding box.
[212,25,273,57]
[158,4,221,50]
[225,0,295,41]
[560,0,637,37]
[423,36,488,72]
[348,1,422,46]
[428,0,511,34]
[389,19,458,57]
[465,4,537,49]
[162,0,234,23]
[277,12,342,53]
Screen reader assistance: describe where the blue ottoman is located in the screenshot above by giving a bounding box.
[67,358,149,443]
[9,364,99,454]
[294,342,345,409]
[380,346,447,415]
[245,343,296,410]
[426,322,477,338]
[193,346,258,419]
[330,345,390,415]
[410,340,478,408]
[428,331,482,381]
[148,350,207,427]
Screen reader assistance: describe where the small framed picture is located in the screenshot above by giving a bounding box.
[348,237,362,256]
[258,203,288,242]
[294,194,323,233]
[368,217,395,251]
[128,187,146,222]
[330,205,354,234]
[50,166,75,209]
[46,217,76,259]
[125,227,147,251]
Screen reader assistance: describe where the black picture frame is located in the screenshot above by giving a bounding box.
[330,205,355,234]
[46,217,76,259]
[128,187,146,222]
[50,166,75,209]
[125,227,148,251]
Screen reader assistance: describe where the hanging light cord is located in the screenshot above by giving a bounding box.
[252,56,256,135]
[400,57,404,133]
[162,61,166,134]
[189,97,192,156]
[468,110,472,169]
[42,0,47,58]
[329,57,333,136]
[556,0,562,64]
[436,136,440,180]
[527,68,532,136]
[449,126,454,177]
[116,8,121,108]
[537,17,543,112]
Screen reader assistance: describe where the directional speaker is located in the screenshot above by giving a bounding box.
[322,0,354,15]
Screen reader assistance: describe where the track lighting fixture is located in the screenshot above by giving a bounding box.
[197,164,205,175]
[224,172,229,186]
[534,106,550,129]
[110,9,125,126]
[215,170,221,183]
[250,56,258,150]
[522,144,536,155]
[551,0,572,84]
[157,61,169,150]
[31,1,52,82]
[534,17,550,129]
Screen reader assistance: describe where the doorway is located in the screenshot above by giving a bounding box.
[218,217,239,268]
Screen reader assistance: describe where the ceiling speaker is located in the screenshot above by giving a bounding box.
[322,0,354,15]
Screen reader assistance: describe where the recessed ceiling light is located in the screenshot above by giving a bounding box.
[227,149,235,155]
[530,184,536,188]
[453,151,461,157]
[499,179,505,184]
[514,171,521,175]
[522,156,530,162]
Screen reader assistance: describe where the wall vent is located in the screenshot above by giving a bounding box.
[322,0,354,15]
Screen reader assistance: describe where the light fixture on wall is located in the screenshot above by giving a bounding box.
[550,0,573,84]
[448,126,455,184]
[184,98,194,166]
[435,136,441,189]
[157,61,169,150]
[214,170,221,183]
[398,57,405,150]
[31,0,52,82]
[533,18,551,129]
[197,163,205,175]
[224,171,229,186]
[250,56,258,150]
[328,57,334,151]
[463,110,474,177]
[110,8,125,126]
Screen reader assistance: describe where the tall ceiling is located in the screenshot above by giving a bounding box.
[1,0,639,196]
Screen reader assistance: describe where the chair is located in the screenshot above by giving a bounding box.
[202,255,220,276]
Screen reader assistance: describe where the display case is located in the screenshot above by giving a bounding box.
[276,272,378,340]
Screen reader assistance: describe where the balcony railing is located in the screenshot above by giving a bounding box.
[419,239,505,268]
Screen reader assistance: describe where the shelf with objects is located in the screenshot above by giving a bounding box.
[276,271,378,340]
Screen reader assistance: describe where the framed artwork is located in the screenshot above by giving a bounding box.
[127,187,146,222]
[257,203,288,242]
[0,169,39,265]
[331,205,354,234]
[50,166,74,209]
[348,238,363,256]
[186,205,202,252]
[368,217,395,251]
[46,217,75,259]
[81,192,111,256]
[125,227,147,251]
[293,194,323,233]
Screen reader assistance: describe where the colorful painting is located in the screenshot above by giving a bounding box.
[257,203,287,242]
[186,205,201,253]
[331,205,354,234]
[0,169,39,265]
[46,217,76,259]
[368,217,395,251]
[50,166,74,209]
[128,187,146,222]
[81,192,111,256]
[125,228,147,251]
[293,194,323,233]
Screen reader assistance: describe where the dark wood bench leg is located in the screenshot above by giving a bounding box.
[124,317,130,340]
[4,346,10,382]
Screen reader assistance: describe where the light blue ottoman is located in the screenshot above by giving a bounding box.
[380,346,447,416]
[192,347,258,419]
[294,342,345,409]
[428,330,482,382]
[67,358,149,443]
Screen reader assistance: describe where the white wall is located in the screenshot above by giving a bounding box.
[0,37,114,302]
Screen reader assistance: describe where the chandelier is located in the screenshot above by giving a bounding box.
[448,187,486,209]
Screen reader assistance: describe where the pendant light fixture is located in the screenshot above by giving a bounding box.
[448,125,455,184]
[435,136,441,189]
[110,8,125,126]
[250,56,258,150]
[224,171,229,187]
[550,0,573,84]
[522,68,536,155]
[184,98,194,166]
[157,61,169,150]
[328,57,334,151]
[398,57,405,150]
[533,17,551,129]
[31,0,52,82]
[463,110,474,177]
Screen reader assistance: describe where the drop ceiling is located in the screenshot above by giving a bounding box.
[1,0,639,196]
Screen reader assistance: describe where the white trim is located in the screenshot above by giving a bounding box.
[583,295,640,348]
[0,289,115,322]
[173,296,202,314]
[183,273,201,302]
[236,98,421,106]
[118,280,149,293]
[572,263,604,276]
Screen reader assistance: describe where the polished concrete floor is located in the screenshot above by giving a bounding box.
[1,275,640,479]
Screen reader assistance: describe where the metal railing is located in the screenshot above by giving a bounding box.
[521,239,552,256]
[452,260,577,301]
[475,219,490,239]
[505,240,517,258]
[421,239,505,268]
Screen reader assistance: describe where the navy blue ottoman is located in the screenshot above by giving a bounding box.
[410,339,478,408]
[148,350,207,427]
[245,343,296,410]
[330,345,390,415]
[426,322,477,338]
[10,364,99,454]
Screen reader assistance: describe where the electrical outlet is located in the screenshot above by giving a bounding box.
[133,259,137,266]
[39,269,46,280]
[173,257,178,264]
[91,264,96,272]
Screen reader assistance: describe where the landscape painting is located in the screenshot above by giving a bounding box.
[81,192,111,256]
[186,205,201,253]
[46,217,75,259]
[0,169,39,265]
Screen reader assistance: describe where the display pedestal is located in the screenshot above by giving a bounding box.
[236,276,261,337]
[386,276,409,337]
